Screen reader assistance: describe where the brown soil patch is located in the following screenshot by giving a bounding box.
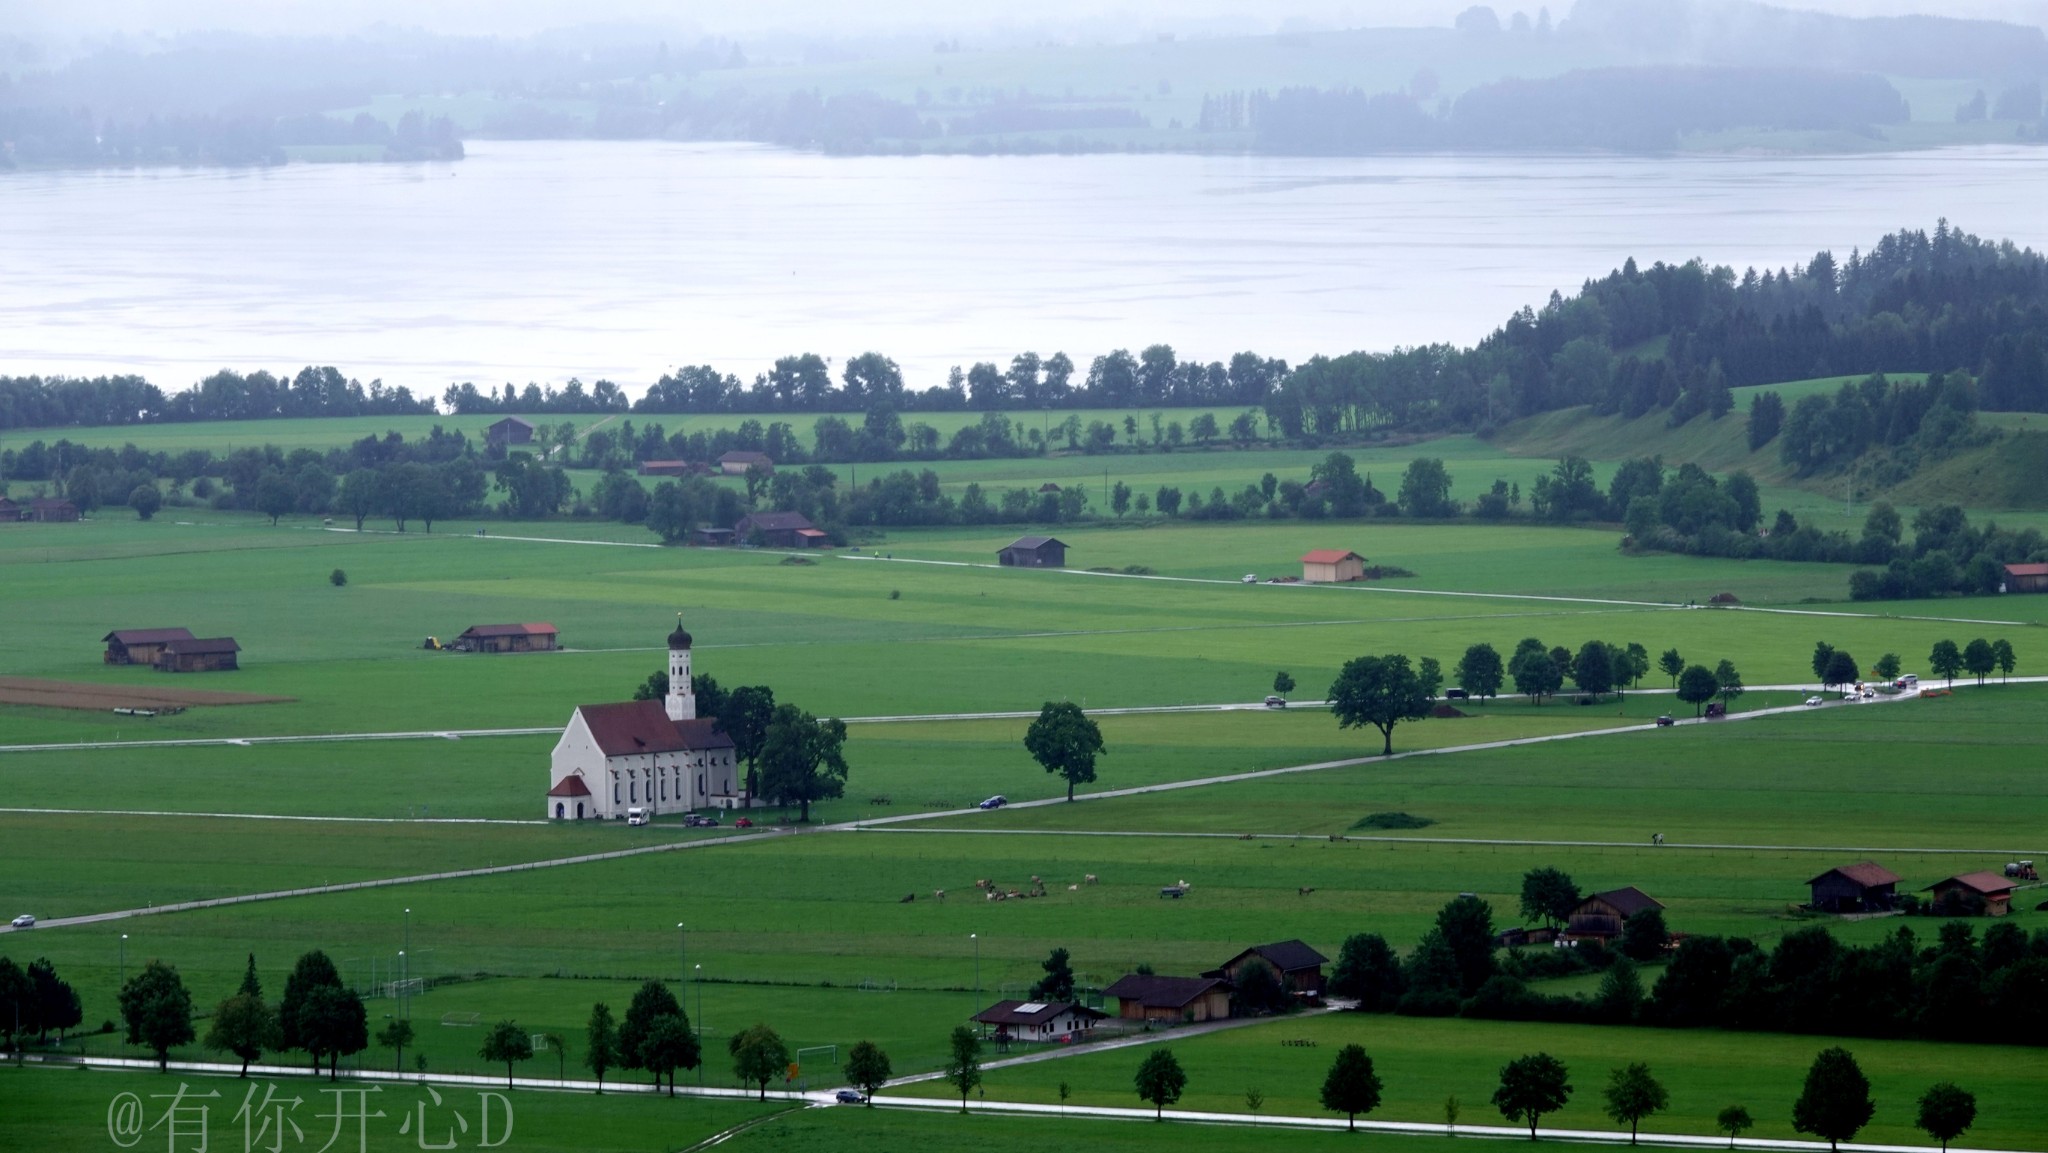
[0,676,294,711]
[1429,703,1469,718]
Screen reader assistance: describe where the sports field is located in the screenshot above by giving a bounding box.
[3,438,2045,1152]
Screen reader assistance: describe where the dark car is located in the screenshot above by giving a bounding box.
[978,795,1008,810]
[1262,695,1288,708]
[1655,715,1675,727]
[684,814,719,828]
[835,1089,864,1104]
[1444,688,1469,700]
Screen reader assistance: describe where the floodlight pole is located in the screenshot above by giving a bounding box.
[971,933,979,1000]
[404,908,412,1019]
[119,934,128,986]
[694,964,704,1086]
[677,923,685,991]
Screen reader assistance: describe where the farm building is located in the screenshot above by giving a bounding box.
[103,628,197,666]
[1807,862,1902,914]
[1103,974,1231,1023]
[970,1001,1105,1045]
[0,496,20,520]
[1037,482,1062,493]
[2004,563,2048,594]
[719,451,773,475]
[1565,887,1664,942]
[546,618,748,819]
[637,460,696,478]
[454,623,560,653]
[27,498,80,523]
[735,511,821,548]
[1206,940,1329,997]
[1924,872,2016,916]
[486,416,534,448]
[998,536,1068,568]
[691,527,736,547]
[1301,549,1366,583]
[155,637,240,673]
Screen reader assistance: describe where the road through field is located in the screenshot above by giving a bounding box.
[17,686,2039,936]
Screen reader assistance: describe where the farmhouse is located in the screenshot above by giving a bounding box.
[1300,549,1366,584]
[454,623,560,653]
[1103,974,1231,1023]
[486,416,534,448]
[156,637,241,673]
[998,536,1067,568]
[27,497,80,523]
[2004,563,2048,594]
[1206,940,1329,997]
[1565,887,1664,942]
[103,628,197,666]
[1925,872,2016,917]
[719,451,773,475]
[735,511,821,548]
[0,496,20,520]
[637,460,695,478]
[1807,862,1902,914]
[546,618,747,820]
[970,1001,1105,1045]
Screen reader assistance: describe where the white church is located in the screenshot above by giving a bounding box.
[546,617,749,820]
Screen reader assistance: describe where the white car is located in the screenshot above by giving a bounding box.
[1241,574,1257,584]
[10,914,34,928]
[1803,695,1824,707]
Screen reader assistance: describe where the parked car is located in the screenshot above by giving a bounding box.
[1896,673,1919,688]
[10,914,34,928]
[1240,574,1257,584]
[978,795,1008,810]
[1444,688,1469,700]
[1804,695,1825,706]
[733,817,754,829]
[835,1089,864,1104]
[684,814,719,827]
[1655,715,1675,727]
[1263,695,1288,708]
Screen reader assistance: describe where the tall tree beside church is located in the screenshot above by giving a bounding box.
[758,704,849,822]
[719,686,776,796]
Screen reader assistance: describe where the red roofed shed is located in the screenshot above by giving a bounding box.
[1807,862,1902,913]
[1301,549,1366,583]
[2004,562,2048,594]
[455,623,559,653]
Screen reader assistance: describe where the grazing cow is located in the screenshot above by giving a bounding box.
[1651,832,1665,846]
[934,889,946,901]
[1068,884,1079,891]
[986,890,1003,902]
[1298,887,1316,896]
[899,893,915,903]
[1084,874,1098,885]
[975,879,992,889]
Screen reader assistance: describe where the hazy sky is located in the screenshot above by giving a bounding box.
[14,0,2047,42]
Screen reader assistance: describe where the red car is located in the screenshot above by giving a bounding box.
[734,817,754,829]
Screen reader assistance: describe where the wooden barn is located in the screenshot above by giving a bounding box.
[1301,549,1366,583]
[1206,940,1330,997]
[486,416,534,448]
[1103,974,1231,1024]
[156,637,240,673]
[735,511,819,548]
[2004,563,2048,594]
[104,628,197,666]
[0,496,21,521]
[1565,887,1664,942]
[455,623,560,653]
[719,451,773,476]
[691,527,736,547]
[998,535,1067,568]
[637,460,696,478]
[27,498,80,523]
[1807,862,1902,914]
[1925,872,2016,917]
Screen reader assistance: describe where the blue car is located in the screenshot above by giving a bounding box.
[977,795,1008,810]
[835,1089,864,1104]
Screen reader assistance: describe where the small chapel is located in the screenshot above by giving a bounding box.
[545,617,749,820]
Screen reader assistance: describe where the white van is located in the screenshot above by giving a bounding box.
[626,807,648,826]
[1895,674,1919,689]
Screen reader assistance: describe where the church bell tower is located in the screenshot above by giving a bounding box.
[665,614,696,721]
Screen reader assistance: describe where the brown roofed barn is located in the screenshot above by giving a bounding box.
[104,628,197,666]
[998,535,1067,568]
[27,497,80,523]
[735,511,818,548]
[1565,887,1664,942]
[455,623,559,653]
[1206,940,1330,997]
[1925,871,2016,917]
[1301,549,1366,583]
[1103,974,1231,1023]
[1807,862,1902,914]
[2004,562,2048,594]
[486,416,534,447]
[156,637,240,673]
[719,451,773,475]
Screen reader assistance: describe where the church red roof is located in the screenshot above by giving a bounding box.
[575,700,734,757]
[547,775,592,797]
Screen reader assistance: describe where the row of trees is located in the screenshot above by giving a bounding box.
[1847,503,2048,600]
[113,950,380,1077]
[0,954,83,1049]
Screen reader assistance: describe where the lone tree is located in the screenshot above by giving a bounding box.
[1658,648,1684,687]
[1713,659,1745,708]
[943,1025,983,1112]
[1024,701,1107,801]
[845,1040,892,1105]
[757,704,849,822]
[1792,1047,1876,1152]
[1676,664,1720,717]
[718,685,777,797]
[1328,653,1432,755]
[1811,641,1837,686]
[1319,1044,1385,1131]
[1493,1053,1573,1140]
[584,1002,620,1094]
[1822,650,1860,691]
[375,1018,414,1073]
[1273,671,1296,697]
[1715,1105,1754,1149]
[119,960,195,1072]
[1457,643,1504,699]
[1873,652,1902,682]
[479,1021,534,1089]
[129,484,162,520]
[1929,639,1963,687]
[1519,867,1581,931]
[1962,639,1996,685]
[1916,1083,1976,1152]
[729,1023,791,1101]
[1602,1063,1669,1144]
[1031,947,1076,1002]
[1134,1048,1188,1120]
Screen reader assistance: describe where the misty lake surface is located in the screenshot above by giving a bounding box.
[3,140,2046,393]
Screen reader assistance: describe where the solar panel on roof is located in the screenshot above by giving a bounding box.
[1015,1002,1047,1014]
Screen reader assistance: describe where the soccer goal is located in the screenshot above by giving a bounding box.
[384,978,425,1000]
[856,978,897,993]
[530,1033,550,1052]
[439,1011,481,1028]
[795,1044,838,1067]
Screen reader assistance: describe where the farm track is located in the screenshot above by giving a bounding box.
[15,687,2042,936]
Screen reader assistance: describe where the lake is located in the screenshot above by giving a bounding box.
[2,141,2045,395]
